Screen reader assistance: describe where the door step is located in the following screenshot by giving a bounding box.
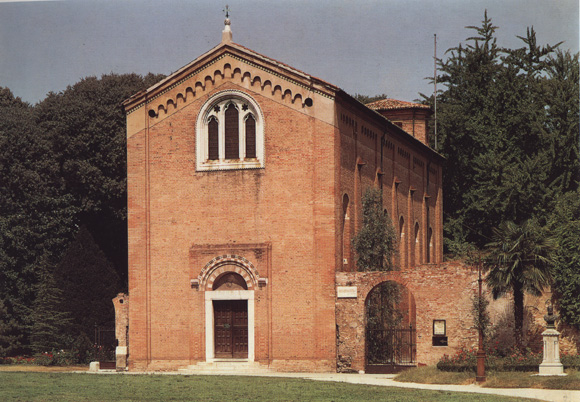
[178,360,271,375]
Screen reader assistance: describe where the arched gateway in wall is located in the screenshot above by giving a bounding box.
[199,255,260,362]
[365,281,416,373]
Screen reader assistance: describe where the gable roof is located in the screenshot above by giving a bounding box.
[122,41,339,112]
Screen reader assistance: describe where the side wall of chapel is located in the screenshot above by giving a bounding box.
[336,99,443,272]
[334,97,451,369]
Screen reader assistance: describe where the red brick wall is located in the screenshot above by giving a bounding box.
[336,262,481,370]
[336,102,443,273]
[127,79,337,371]
[336,262,580,371]
[126,48,445,373]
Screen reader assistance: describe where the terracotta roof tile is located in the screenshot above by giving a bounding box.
[365,98,430,111]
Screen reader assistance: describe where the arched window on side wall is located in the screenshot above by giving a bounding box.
[342,194,350,271]
[414,222,420,267]
[427,227,433,263]
[399,216,405,268]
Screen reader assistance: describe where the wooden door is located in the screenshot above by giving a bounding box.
[214,300,248,358]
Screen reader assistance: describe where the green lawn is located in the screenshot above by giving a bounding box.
[0,372,537,402]
[395,366,580,390]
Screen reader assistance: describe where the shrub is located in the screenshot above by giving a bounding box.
[437,346,580,372]
[561,351,580,369]
[0,355,35,365]
[33,352,55,366]
[33,349,80,366]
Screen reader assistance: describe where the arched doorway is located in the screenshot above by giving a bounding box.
[200,258,258,363]
[212,273,248,358]
[365,281,416,373]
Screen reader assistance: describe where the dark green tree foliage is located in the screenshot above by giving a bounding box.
[29,267,73,353]
[433,12,579,252]
[549,190,580,329]
[0,298,22,356]
[34,73,165,287]
[353,93,389,105]
[54,226,120,341]
[0,88,77,353]
[544,50,580,198]
[352,187,397,271]
[0,73,164,354]
[485,220,555,349]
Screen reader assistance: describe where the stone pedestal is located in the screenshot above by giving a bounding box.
[116,346,128,371]
[538,328,565,376]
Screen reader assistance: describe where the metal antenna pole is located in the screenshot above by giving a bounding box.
[434,34,438,151]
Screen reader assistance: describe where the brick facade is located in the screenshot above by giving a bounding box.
[121,31,507,372]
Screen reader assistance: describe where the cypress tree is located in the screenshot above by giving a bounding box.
[352,187,397,271]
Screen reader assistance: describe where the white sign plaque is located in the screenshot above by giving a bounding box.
[337,286,357,298]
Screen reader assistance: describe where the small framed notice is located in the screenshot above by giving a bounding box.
[432,319,448,346]
[433,320,446,336]
[337,286,357,298]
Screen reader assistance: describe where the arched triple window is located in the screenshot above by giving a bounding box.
[196,90,264,171]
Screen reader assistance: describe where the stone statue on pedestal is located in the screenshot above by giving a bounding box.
[538,305,565,376]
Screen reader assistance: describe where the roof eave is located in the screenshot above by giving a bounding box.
[337,90,445,162]
[122,42,340,112]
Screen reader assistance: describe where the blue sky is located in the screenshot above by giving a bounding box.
[0,0,578,104]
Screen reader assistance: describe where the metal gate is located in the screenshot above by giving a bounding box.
[94,324,116,369]
[365,324,416,373]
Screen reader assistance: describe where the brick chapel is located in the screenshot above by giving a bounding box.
[115,18,485,373]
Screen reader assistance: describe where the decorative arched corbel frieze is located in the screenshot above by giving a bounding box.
[193,254,267,291]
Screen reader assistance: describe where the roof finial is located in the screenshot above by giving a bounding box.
[221,4,232,43]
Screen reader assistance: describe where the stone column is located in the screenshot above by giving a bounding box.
[538,306,565,376]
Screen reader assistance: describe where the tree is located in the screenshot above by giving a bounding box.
[29,266,73,353]
[0,87,76,354]
[53,225,120,354]
[353,93,389,105]
[485,220,555,349]
[0,73,164,354]
[543,50,580,198]
[0,298,22,357]
[34,73,165,287]
[549,189,580,329]
[430,12,577,254]
[352,187,397,271]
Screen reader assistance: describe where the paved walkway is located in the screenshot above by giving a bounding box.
[279,372,580,402]
[89,369,580,402]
